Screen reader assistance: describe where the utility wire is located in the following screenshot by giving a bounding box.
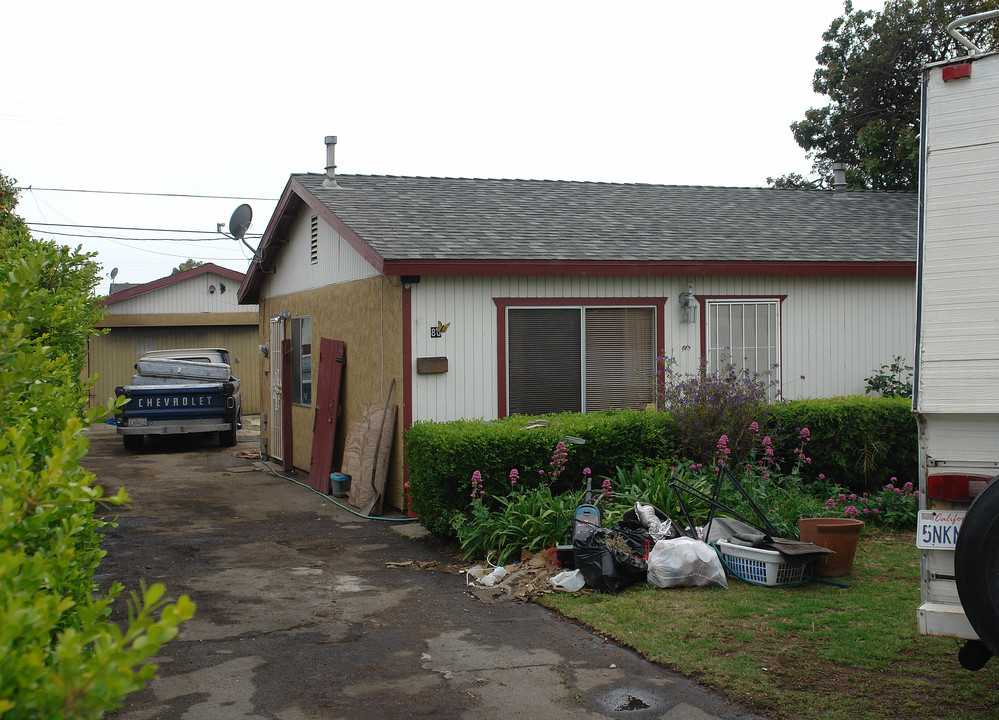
[17,186,277,201]
[27,221,261,236]
[35,229,254,243]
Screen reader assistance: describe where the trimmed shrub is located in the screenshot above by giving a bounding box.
[767,396,916,493]
[407,396,918,538]
[405,409,675,536]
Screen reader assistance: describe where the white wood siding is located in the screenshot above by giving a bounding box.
[106,272,258,315]
[411,274,915,422]
[918,54,999,413]
[261,205,379,299]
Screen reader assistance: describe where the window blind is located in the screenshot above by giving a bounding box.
[584,307,655,410]
[508,308,582,414]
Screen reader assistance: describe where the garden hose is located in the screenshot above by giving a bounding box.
[260,460,419,523]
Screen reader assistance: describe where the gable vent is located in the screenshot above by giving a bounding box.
[310,215,319,265]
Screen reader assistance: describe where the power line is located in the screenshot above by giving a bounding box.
[36,229,257,243]
[27,221,262,237]
[17,186,278,202]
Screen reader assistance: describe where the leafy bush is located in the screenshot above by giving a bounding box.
[654,348,778,466]
[406,410,673,536]
[599,462,712,528]
[0,175,195,718]
[819,478,919,529]
[452,468,584,565]
[865,356,913,398]
[767,396,916,493]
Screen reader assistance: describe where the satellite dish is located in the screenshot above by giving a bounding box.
[109,267,119,280]
[228,204,252,241]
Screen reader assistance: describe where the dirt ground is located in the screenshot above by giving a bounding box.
[84,420,766,720]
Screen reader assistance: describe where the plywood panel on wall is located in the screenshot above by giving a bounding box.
[259,276,405,510]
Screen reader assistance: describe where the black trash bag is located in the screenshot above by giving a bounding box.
[573,528,648,595]
[610,519,654,561]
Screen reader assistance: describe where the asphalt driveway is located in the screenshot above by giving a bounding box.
[84,419,766,720]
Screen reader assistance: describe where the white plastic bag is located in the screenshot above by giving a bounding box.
[549,569,585,592]
[478,566,508,587]
[646,537,727,589]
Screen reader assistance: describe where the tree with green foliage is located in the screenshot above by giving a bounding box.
[172,258,204,274]
[0,173,105,381]
[0,171,195,718]
[769,0,999,190]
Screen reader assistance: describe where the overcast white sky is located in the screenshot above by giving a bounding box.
[4,1,888,295]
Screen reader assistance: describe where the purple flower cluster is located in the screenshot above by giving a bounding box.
[654,349,780,465]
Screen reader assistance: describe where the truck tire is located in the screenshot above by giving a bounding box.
[955,476,999,658]
[220,425,238,447]
[123,434,143,451]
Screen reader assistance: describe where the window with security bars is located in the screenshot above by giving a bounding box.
[507,306,655,415]
[704,299,780,398]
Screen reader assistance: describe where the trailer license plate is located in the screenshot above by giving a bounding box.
[916,510,966,549]
[130,417,148,427]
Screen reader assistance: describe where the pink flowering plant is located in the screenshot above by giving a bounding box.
[706,425,826,539]
[450,443,585,564]
[820,477,918,528]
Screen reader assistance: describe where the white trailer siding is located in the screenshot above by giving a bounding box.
[916,52,999,645]
[918,54,999,413]
[410,274,914,422]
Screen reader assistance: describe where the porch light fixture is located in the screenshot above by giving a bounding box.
[679,292,697,324]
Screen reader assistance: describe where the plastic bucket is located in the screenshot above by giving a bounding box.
[798,518,864,577]
[330,472,351,498]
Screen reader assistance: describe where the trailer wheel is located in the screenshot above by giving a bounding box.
[955,475,999,660]
[123,434,143,452]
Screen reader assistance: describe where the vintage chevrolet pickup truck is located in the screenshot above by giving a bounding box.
[114,348,242,451]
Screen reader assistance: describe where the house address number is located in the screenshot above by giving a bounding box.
[430,321,451,338]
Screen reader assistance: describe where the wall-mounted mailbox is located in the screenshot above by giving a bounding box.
[416,356,448,374]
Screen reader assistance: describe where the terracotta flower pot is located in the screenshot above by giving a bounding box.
[798,518,865,578]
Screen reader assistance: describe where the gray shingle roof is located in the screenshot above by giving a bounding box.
[295,173,916,264]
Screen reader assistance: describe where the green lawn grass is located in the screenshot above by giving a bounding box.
[538,529,999,719]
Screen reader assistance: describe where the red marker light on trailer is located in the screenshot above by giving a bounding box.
[926,474,991,502]
[942,63,972,82]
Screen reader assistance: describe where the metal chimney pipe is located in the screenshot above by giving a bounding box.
[323,135,338,188]
[832,162,847,192]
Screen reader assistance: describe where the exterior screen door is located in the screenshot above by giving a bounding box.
[269,315,285,461]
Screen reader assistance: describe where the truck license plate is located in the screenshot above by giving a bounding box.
[129,417,148,427]
[916,510,966,549]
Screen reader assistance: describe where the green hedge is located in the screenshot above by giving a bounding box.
[767,396,917,493]
[404,409,675,535]
[0,174,195,718]
[405,397,918,536]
